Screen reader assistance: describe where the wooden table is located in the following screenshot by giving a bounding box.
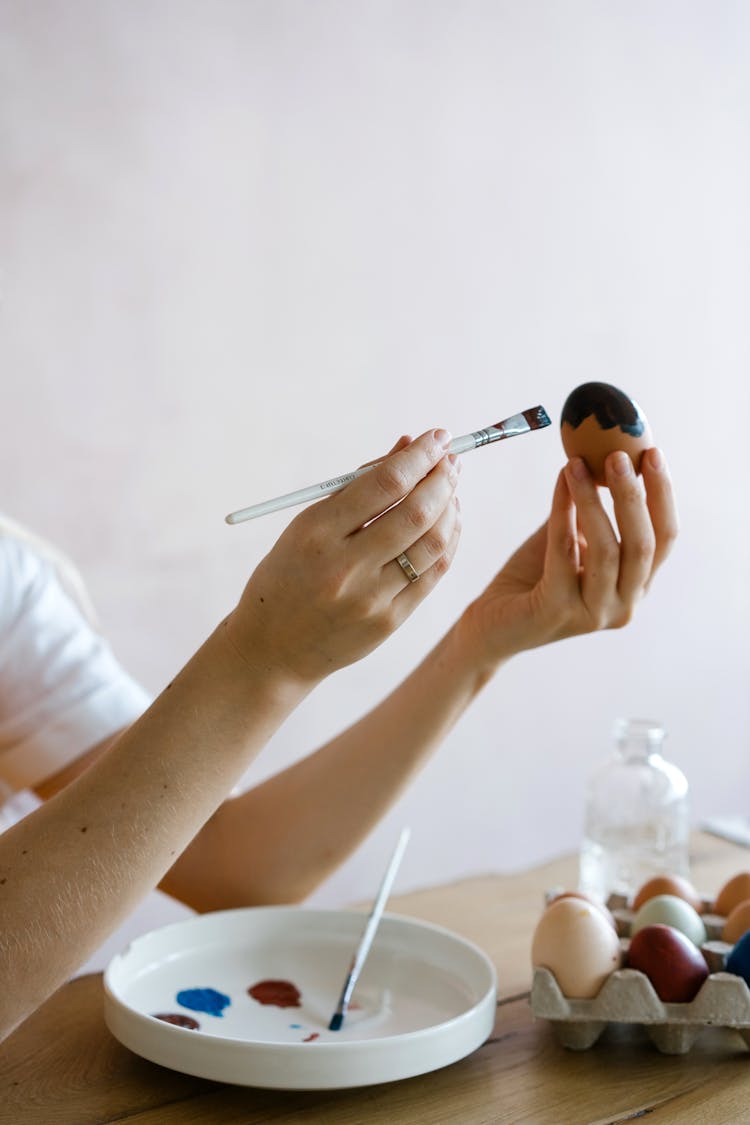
[3,831,750,1124]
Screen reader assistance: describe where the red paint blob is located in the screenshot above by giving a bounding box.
[248,979,302,1008]
[153,1012,200,1030]
[303,1032,320,1042]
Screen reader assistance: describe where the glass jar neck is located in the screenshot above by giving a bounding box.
[613,718,666,760]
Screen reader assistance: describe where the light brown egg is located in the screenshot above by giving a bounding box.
[632,874,703,915]
[531,897,622,998]
[546,890,616,929]
[714,872,750,917]
[560,382,653,486]
[722,899,750,944]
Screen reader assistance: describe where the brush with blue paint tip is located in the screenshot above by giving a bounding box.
[328,826,411,1032]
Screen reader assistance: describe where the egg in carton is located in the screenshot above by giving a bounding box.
[530,874,750,1054]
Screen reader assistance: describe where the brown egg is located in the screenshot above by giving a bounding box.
[722,899,750,944]
[627,924,709,1002]
[560,382,653,485]
[632,875,703,915]
[714,872,750,916]
[547,890,616,929]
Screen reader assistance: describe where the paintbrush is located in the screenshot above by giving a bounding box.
[225,405,551,524]
[328,826,411,1032]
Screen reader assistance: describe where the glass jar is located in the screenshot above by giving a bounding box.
[578,718,690,903]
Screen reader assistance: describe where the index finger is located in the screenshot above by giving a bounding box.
[357,434,413,471]
[326,428,454,533]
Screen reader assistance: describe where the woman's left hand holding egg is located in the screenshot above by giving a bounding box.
[454,446,679,667]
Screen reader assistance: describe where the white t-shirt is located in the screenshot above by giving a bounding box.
[0,518,193,973]
[0,521,151,793]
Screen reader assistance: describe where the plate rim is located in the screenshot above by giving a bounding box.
[103,904,498,1088]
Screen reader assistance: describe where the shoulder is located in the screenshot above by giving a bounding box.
[0,518,100,648]
[0,518,151,788]
[0,526,47,624]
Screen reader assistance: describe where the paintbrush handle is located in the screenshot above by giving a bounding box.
[226,466,375,524]
[350,827,411,978]
[225,407,549,525]
[329,827,411,1030]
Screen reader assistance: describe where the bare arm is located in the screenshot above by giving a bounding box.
[5,623,307,1032]
[159,620,484,909]
[160,447,679,909]
[1,428,458,1041]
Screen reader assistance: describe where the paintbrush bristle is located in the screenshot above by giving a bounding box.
[329,1012,344,1031]
[522,405,551,430]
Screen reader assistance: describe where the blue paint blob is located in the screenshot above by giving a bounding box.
[727,931,750,986]
[176,987,231,1017]
[289,1023,303,1029]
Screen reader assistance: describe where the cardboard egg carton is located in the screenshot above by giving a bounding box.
[531,889,750,1054]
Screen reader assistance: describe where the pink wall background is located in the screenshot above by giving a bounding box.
[1,3,748,946]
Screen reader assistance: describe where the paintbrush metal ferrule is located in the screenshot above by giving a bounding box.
[225,405,551,524]
[447,406,551,456]
[480,405,551,443]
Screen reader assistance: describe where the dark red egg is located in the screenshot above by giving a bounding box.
[627,923,709,1003]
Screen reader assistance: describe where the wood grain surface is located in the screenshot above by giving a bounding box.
[2,832,748,1124]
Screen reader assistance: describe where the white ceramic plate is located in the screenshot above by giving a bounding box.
[103,905,497,1089]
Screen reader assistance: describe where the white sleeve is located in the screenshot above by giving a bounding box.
[0,535,152,792]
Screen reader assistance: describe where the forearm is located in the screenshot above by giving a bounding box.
[0,621,309,1042]
[0,429,463,1041]
[164,446,680,910]
[165,614,509,909]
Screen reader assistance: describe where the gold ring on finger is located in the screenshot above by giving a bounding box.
[395,551,420,583]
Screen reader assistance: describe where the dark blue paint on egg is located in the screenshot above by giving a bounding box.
[726,931,750,986]
[176,986,231,1017]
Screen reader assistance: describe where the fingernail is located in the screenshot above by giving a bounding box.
[434,428,452,449]
[647,447,665,471]
[609,451,633,477]
[569,457,589,481]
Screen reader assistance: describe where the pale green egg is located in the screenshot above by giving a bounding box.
[631,894,707,947]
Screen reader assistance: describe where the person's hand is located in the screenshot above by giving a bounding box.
[456,447,678,666]
[225,429,462,685]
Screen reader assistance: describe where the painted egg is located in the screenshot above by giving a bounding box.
[726,930,750,986]
[632,874,703,915]
[546,890,616,929]
[631,894,707,947]
[560,382,652,485]
[531,897,622,998]
[722,899,750,944]
[714,872,750,916]
[627,924,709,1002]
